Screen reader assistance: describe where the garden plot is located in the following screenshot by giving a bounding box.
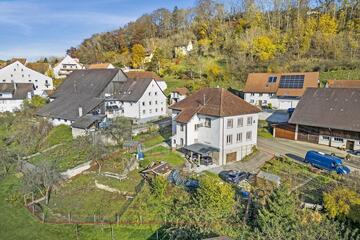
[261,157,337,204]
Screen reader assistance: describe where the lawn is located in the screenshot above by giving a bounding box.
[0,174,158,240]
[141,146,185,168]
[320,69,360,84]
[29,141,91,172]
[134,126,172,149]
[39,124,72,150]
[258,120,273,139]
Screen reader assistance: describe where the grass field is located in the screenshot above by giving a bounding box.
[320,69,360,83]
[141,146,185,168]
[40,125,72,150]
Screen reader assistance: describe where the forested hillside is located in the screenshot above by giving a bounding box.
[68,0,360,89]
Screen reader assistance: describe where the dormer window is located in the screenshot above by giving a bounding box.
[268,76,277,83]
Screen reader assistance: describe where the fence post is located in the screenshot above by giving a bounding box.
[42,212,45,223]
[116,214,119,224]
[68,212,71,223]
[94,214,96,223]
[32,192,35,214]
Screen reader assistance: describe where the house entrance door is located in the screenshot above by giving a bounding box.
[346,140,355,150]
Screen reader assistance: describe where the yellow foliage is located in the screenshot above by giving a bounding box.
[131,44,146,68]
[253,36,277,61]
[324,187,360,220]
[319,14,337,38]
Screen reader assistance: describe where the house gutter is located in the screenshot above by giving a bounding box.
[222,117,225,165]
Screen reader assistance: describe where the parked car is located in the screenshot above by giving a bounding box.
[219,170,251,184]
[200,156,213,166]
[348,150,360,156]
[304,150,350,175]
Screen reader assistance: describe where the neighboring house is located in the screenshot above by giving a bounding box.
[53,55,84,79]
[274,88,360,150]
[0,60,53,96]
[71,114,107,137]
[170,87,189,104]
[88,63,115,69]
[125,70,167,91]
[38,69,168,136]
[326,80,360,88]
[0,83,34,112]
[174,41,193,57]
[243,72,319,110]
[143,50,154,63]
[170,88,261,166]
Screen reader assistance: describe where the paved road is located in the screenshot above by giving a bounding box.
[258,137,360,170]
[208,150,274,174]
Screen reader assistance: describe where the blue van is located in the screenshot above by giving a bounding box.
[304,150,350,175]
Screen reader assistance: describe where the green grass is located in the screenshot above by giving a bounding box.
[40,125,72,150]
[320,69,360,84]
[29,141,91,172]
[258,128,273,138]
[134,127,172,149]
[141,146,185,168]
[0,175,157,240]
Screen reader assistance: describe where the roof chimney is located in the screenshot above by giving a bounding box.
[78,106,83,117]
[203,94,206,106]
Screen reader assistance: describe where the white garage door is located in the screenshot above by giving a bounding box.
[279,101,292,110]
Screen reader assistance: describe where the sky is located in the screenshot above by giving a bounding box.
[0,0,195,61]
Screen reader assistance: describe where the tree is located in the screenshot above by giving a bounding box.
[131,44,146,68]
[150,175,168,200]
[102,117,132,145]
[0,146,17,174]
[324,186,360,223]
[253,36,277,61]
[255,185,299,239]
[22,161,61,205]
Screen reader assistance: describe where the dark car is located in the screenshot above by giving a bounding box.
[200,157,213,166]
[219,170,250,185]
[348,150,360,156]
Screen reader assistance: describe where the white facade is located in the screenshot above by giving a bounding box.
[156,80,167,92]
[53,55,84,78]
[171,111,259,165]
[0,61,53,95]
[244,92,299,110]
[105,79,168,122]
[170,92,187,104]
[318,135,360,151]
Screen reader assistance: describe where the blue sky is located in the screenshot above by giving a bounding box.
[0,0,195,60]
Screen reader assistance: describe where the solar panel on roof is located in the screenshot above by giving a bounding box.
[268,76,277,83]
[279,75,304,88]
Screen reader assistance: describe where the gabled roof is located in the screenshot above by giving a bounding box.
[244,72,319,97]
[173,87,189,96]
[113,78,154,102]
[26,62,51,74]
[327,80,360,89]
[9,58,27,65]
[289,88,360,132]
[88,63,114,69]
[38,69,120,121]
[125,71,162,80]
[170,88,260,123]
[72,114,105,129]
[0,83,34,99]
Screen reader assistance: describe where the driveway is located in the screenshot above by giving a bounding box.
[208,150,274,174]
[257,137,360,170]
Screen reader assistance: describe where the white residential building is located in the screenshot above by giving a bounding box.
[38,69,168,137]
[0,61,53,96]
[53,55,84,79]
[170,88,260,166]
[243,72,319,110]
[170,87,189,105]
[0,83,34,112]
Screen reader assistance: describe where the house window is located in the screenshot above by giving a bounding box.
[237,118,243,127]
[246,131,252,141]
[155,100,158,105]
[22,74,24,77]
[155,108,158,112]
[14,68,16,71]
[322,136,330,140]
[251,93,255,96]
[180,138,184,146]
[149,101,151,105]
[10,74,13,77]
[155,92,158,96]
[148,92,151,96]
[149,109,152,113]
[35,80,38,82]
[263,100,267,104]
[226,135,233,145]
[259,93,263,97]
[227,119,233,129]
[143,109,146,114]
[142,102,145,106]
[204,118,211,128]
[161,107,163,111]
[250,99,254,103]
[247,116,253,126]
[334,137,343,142]
[236,133,242,143]
[180,125,184,132]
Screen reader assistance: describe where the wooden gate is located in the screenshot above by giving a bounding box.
[298,126,319,144]
[274,124,295,140]
[226,152,237,163]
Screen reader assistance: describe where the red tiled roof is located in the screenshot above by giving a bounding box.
[327,80,360,88]
[244,72,319,97]
[125,71,162,80]
[173,87,189,96]
[170,88,260,123]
